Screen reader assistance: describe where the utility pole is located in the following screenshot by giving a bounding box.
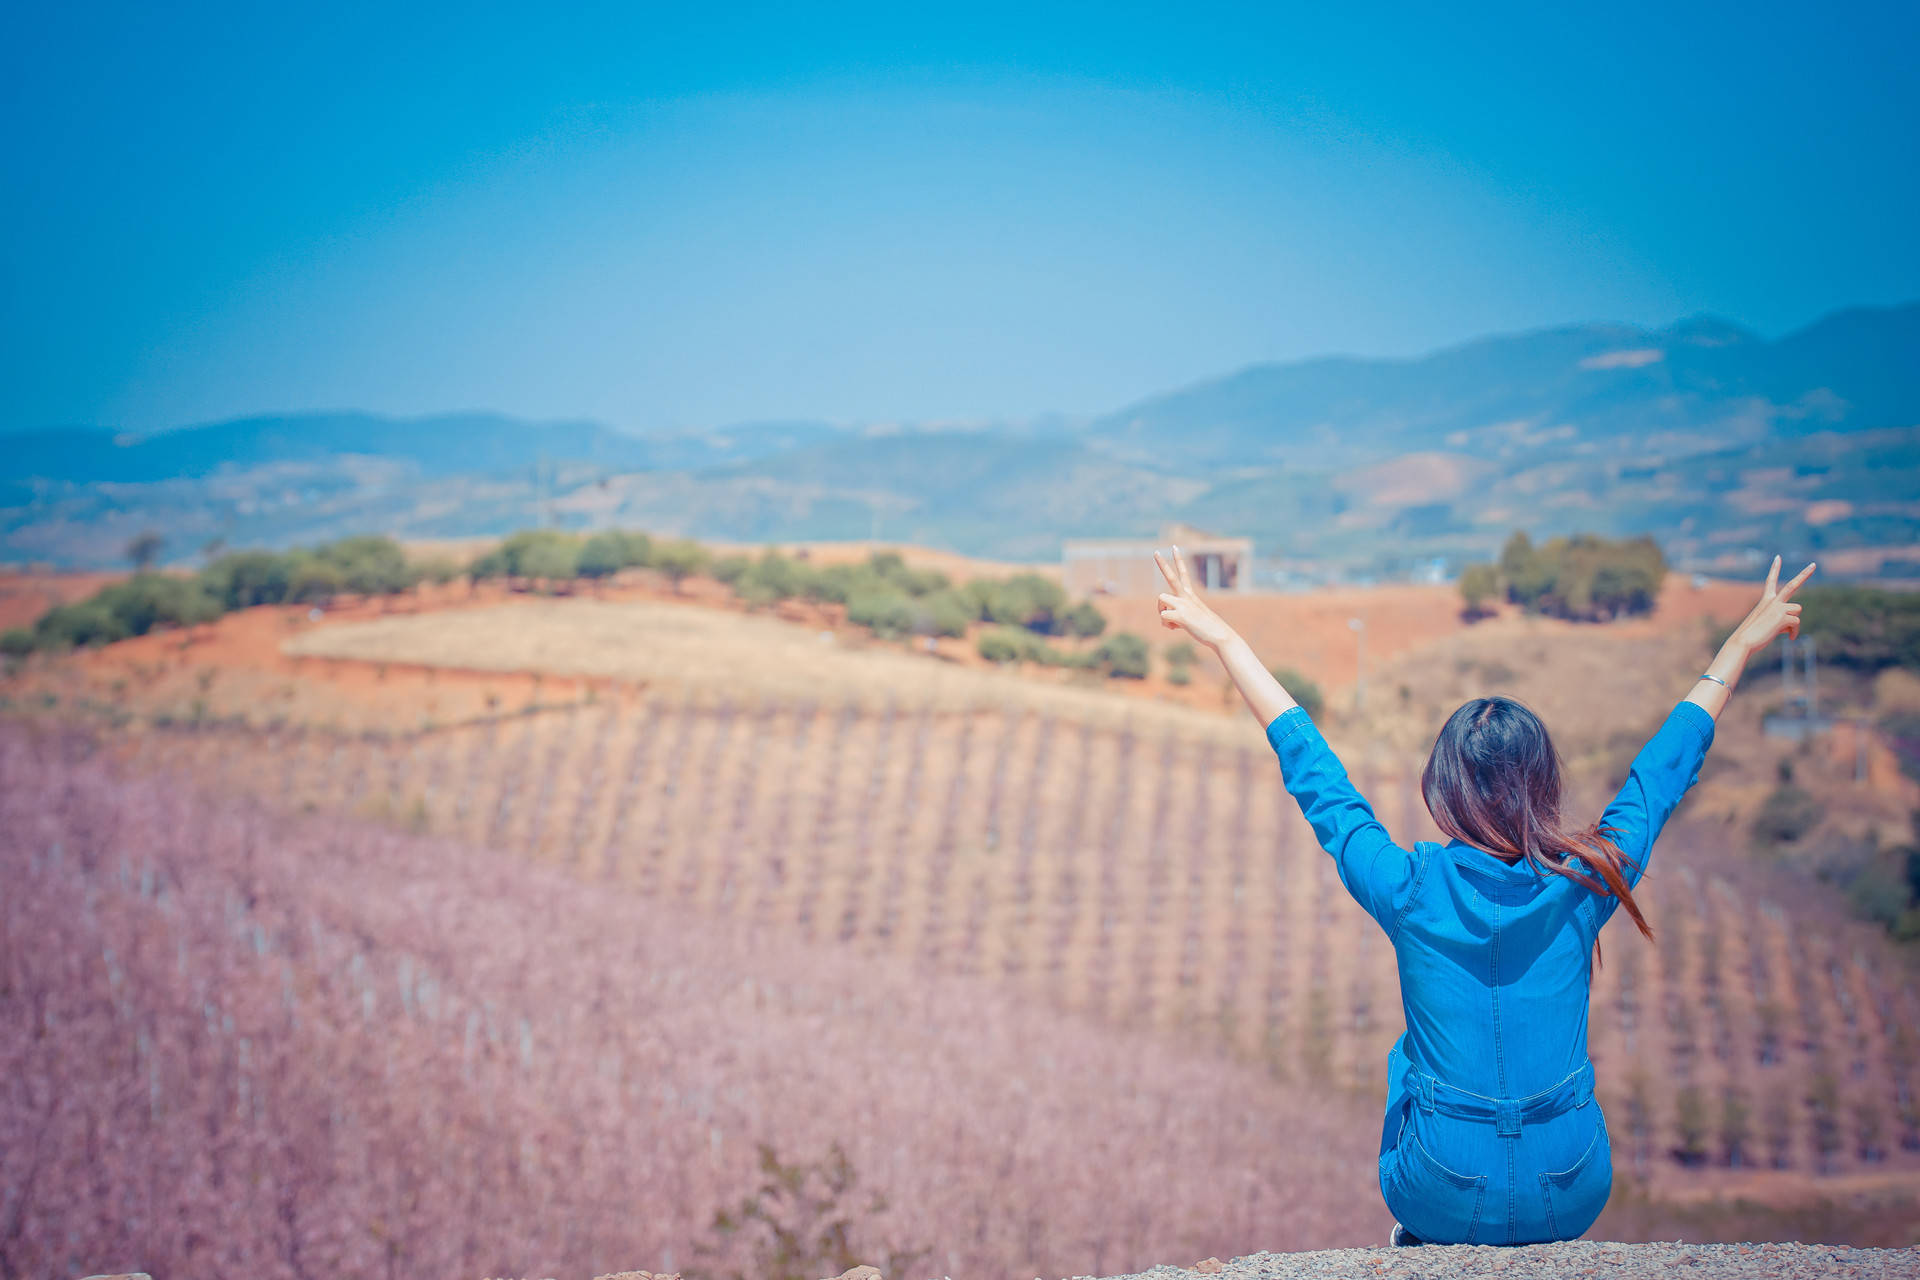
[1804,635,1818,716]
[1349,616,1366,714]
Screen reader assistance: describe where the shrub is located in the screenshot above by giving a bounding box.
[1674,1085,1711,1166]
[1093,631,1150,679]
[316,534,418,596]
[896,567,951,596]
[1270,666,1324,720]
[1751,781,1824,853]
[799,563,869,605]
[709,554,753,586]
[1164,641,1198,669]
[865,549,909,582]
[977,627,1030,665]
[30,601,122,649]
[966,573,1069,633]
[1905,816,1920,899]
[1,628,36,658]
[862,551,949,598]
[1847,864,1911,931]
[1062,600,1108,639]
[32,574,221,649]
[507,532,582,585]
[736,551,809,607]
[845,588,917,639]
[102,574,223,634]
[652,538,711,590]
[578,529,652,579]
[1458,562,1500,617]
[691,1141,928,1280]
[976,626,1068,665]
[914,589,973,639]
[286,556,348,604]
[201,550,298,609]
[462,530,579,585]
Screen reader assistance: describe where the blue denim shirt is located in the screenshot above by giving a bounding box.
[1265,699,1715,1149]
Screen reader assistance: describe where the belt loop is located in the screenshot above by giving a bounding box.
[1495,1099,1523,1138]
[1415,1070,1435,1114]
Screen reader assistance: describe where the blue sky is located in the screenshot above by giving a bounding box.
[4,1,1915,434]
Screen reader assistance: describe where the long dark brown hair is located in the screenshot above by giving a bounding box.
[1421,696,1653,961]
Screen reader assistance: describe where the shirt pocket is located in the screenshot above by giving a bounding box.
[1537,1114,1612,1241]
[1382,1122,1490,1245]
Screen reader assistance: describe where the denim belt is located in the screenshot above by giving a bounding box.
[1400,1055,1595,1139]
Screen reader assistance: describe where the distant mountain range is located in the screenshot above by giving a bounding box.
[5,302,1918,578]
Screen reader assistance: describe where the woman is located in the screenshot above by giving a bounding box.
[1153,546,1814,1246]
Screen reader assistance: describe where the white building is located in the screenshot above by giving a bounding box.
[1062,523,1254,597]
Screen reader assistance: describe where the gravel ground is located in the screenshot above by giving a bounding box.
[1083,1240,1920,1280]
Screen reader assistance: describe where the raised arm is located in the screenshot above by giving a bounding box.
[1594,555,1814,915]
[1155,547,1415,933]
[1151,547,1295,725]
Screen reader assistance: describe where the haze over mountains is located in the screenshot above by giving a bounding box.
[6,302,1918,578]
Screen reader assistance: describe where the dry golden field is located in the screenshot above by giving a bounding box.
[279,597,1250,738]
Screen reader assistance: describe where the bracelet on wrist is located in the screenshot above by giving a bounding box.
[1699,672,1730,690]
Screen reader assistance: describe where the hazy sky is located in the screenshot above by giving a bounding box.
[5,1,1916,434]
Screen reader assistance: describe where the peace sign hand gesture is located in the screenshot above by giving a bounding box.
[1728,555,1815,660]
[1154,545,1236,650]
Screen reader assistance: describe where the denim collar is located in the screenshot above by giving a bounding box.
[1443,836,1543,884]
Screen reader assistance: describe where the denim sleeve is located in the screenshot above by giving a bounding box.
[1591,699,1716,927]
[1266,706,1418,936]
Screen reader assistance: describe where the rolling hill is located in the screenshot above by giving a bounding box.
[3,302,1917,575]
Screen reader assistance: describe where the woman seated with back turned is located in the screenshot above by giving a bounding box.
[1152,546,1814,1246]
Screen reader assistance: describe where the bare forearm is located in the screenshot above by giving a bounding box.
[1213,632,1298,726]
[1683,639,1749,722]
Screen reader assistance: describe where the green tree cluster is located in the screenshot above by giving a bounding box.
[710,550,1119,657]
[975,624,1149,677]
[578,528,654,579]
[8,534,440,653]
[468,529,584,586]
[1457,562,1500,617]
[715,549,966,639]
[20,573,222,650]
[1794,585,1920,672]
[1750,758,1825,855]
[1841,810,1920,943]
[1456,531,1667,621]
[6,527,1162,687]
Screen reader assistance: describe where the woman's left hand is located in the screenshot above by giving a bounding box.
[1726,555,1815,661]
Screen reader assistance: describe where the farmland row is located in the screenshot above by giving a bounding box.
[117,699,1920,1187]
[0,722,1389,1279]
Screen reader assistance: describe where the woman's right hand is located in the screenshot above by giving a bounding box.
[1725,555,1815,662]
